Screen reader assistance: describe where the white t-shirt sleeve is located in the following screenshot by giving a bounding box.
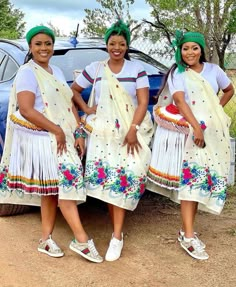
[135,62,150,89]
[15,66,38,94]
[167,70,185,95]
[15,65,67,93]
[75,62,99,89]
[215,65,231,90]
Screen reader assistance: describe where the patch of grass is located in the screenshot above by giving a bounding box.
[224,75,236,137]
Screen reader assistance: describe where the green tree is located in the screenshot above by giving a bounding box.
[82,0,142,42]
[0,0,25,39]
[145,0,236,68]
[43,21,67,37]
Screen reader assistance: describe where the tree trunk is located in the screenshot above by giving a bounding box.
[218,51,225,70]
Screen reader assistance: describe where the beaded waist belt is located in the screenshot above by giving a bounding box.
[153,104,189,134]
[10,114,46,131]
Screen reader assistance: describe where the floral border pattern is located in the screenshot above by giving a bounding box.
[180,160,227,202]
[58,162,84,191]
[85,159,146,200]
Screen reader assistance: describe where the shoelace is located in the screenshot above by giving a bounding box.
[180,230,205,247]
[191,238,204,252]
[194,235,205,247]
[47,236,61,252]
[109,238,122,251]
[88,239,99,256]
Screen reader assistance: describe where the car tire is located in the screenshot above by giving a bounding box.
[0,204,32,216]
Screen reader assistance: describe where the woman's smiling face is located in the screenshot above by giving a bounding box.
[107,34,128,61]
[29,33,54,66]
[181,42,202,68]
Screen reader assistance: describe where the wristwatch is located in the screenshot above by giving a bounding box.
[131,124,140,131]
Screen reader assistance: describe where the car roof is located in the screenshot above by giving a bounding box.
[0,37,123,50]
[0,36,168,77]
[0,37,149,54]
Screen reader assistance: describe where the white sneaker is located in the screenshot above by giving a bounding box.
[180,237,209,260]
[38,235,64,258]
[105,233,123,261]
[69,238,103,263]
[178,229,206,249]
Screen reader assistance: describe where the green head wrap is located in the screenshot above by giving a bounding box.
[26,26,55,45]
[172,30,206,73]
[104,20,131,46]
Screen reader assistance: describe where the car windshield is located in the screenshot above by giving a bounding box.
[50,48,167,83]
[128,51,168,75]
[50,49,108,82]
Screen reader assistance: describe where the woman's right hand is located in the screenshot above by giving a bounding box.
[193,127,205,148]
[55,126,67,155]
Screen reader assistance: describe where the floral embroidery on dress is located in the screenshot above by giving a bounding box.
[85,159,146,200]
[0,166,8,190]
[115,119,120,131]
[180,160,227,202]
[199,120,207,130]
[58,163,84,190]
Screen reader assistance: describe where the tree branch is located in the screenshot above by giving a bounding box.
[142,10,173,46]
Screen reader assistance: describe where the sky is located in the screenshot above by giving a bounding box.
[10,0,152,36]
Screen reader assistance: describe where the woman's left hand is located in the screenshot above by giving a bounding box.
[74,138,85,159]
[123,129,142,155]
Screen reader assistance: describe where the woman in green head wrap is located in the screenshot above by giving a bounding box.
[24,25,55,63]
[147,30,234,260]
[71,20,153,261]
[104,19,131,59]
[0,26,103,263]
[172,30,206,73]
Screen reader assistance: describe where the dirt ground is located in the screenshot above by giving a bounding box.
[0,187,236,287]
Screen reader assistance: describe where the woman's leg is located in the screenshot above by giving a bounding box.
[112,205,126,240]
[108,204,126,239]
[59,199,103,263]
[41,195,58,240]
[58,199,88,242]
[38,195,64,258]
[180,200,209,260]
[181,200,198,237]
[105,204,125,261]
[180,200,197,238]
[107,203,114,224]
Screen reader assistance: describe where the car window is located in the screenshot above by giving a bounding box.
[0,51,7,81]
[0,50,18,82]
[50,49,108,82]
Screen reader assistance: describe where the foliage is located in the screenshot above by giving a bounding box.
[0,0,25,39]
[81,0,142,42]
[46,21,67,37]
[145,0,236,69]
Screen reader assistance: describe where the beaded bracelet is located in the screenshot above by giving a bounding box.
[74,126,87,139]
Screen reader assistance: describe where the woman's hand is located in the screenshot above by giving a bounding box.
[74,138,85,159]
[173,91,206,148]
[84,105,97,115]
[123,128,142,155]
[193,127,205,148]
[55,126,67,155]
[220,83,234,107]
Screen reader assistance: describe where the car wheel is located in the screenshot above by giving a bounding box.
[0,204,32,216]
